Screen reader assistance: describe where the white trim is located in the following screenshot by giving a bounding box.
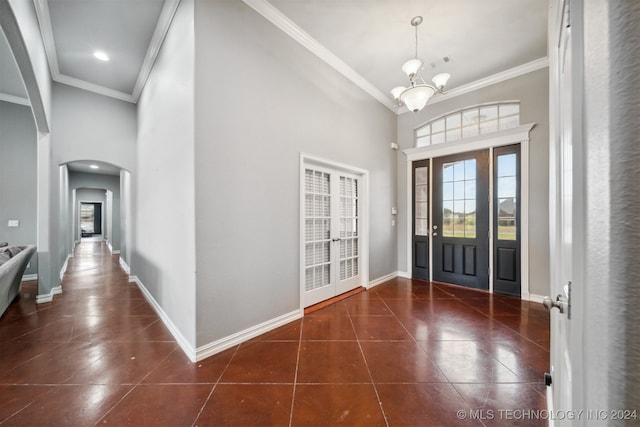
[112,250,120,255]
[130,275,197,362]
[405,161,413,276]
[520,138,531,303]
[397,271,411,279]
[398,58,550,114]
[119,257,130,275]
[528,293,545,304]
[130,0,180,102]
[33,0,179,104]
[21,274,38,282]
[300,153,370,309]
[36,285,62,304]
[0,93,30,106]
[107,242,113,253]
[196,310,302,362]
[404,123,535,298]
[241,0,396,112]
[368,271,400,288]
[59,254,71,280]
[488,147,495,293]
[404,124,536,161]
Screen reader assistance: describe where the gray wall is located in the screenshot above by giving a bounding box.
[69,172,121,250]
[193,0,397,346]
[0,101,38,275]
[396,68,550,297]
[135,0,196,347]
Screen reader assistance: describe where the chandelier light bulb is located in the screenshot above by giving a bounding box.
[401,59,422,77]
[432,73,451,90]
[391,86,406,100]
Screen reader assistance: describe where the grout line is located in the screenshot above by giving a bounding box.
[191,344,240,426]
[288,318,304,427]
[377,293,454,384]
[346,304,390,427]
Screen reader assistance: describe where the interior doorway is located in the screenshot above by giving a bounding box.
[80,202,103,240]
[300,155,369,308]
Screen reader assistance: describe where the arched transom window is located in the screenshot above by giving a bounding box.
[415,103,520,147]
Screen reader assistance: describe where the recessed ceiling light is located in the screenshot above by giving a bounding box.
[90,165,99,169]
[93,51,109,61]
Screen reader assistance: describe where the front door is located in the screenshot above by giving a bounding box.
[432,150,490,290]
[303,167,361,307]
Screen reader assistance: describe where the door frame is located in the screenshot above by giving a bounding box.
[78,200,104,239]
[299,153,370,310]
[404,123,534,298]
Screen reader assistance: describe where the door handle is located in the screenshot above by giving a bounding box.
[543,294,567,314]
[432,232,438,236]
[331,238,341,242]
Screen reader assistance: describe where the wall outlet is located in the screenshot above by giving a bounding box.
[7,220,19,227]
[391,207,397,215]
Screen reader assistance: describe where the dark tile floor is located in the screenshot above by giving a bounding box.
[0,242,549,426]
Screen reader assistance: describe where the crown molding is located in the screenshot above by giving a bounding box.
[130,0,180,101]
[0,92,30,106]
[242,0,397,113]
[397,57,550,114]
[33,0,179,104]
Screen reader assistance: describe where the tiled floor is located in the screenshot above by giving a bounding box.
[0,242,549,426]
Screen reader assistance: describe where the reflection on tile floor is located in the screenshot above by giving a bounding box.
[0,242,549,426]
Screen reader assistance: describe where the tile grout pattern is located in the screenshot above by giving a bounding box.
[0,242,549,426]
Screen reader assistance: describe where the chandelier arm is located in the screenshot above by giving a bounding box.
[414,23,418,59]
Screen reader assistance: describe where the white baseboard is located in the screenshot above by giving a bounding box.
[196,309,302,362]
[59,255,71,281]
[22,274,38,282]
[112,250,120,254]
[397,271,411,279]
[368,271,401,288]
[528,293,545,304]
[119,258,130,275]
[130,276,197,362]
[36,285,62,304]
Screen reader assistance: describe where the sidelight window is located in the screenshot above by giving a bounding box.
[496,153,517,240]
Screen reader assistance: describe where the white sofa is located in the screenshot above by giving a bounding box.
[0,245,36,317]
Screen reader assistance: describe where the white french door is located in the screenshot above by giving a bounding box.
[303,166,361,307]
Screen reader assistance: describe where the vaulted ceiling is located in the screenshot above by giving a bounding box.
[1,0,548,112]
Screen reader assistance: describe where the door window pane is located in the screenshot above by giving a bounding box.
[442,160,476,238]
[304,169,332,290]
[496,154,517,240]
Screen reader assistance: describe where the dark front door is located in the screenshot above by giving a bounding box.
[412,160,430,280]
[493,144,521,296]
[432,150,490,290]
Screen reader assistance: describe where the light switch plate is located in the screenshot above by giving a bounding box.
[8,220,19,227]
[391,207,397,215]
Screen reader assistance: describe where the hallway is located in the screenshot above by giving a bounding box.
[0,242,549,426]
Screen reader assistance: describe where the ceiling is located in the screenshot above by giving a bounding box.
[0,27,28,104]
[2,0,548,112]
[66,160,121,176]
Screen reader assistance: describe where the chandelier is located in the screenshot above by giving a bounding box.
[391,16,450,112]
